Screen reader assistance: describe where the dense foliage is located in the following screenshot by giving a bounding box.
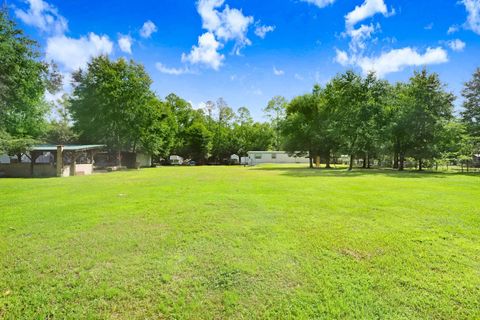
[0,8,61,157]
[282,69,477,171]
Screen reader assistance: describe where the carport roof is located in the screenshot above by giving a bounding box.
[31,144,105,152]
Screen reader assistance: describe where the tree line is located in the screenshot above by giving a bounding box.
[282,70,479,171]
[282,69,480,170]
[1,8,479,170]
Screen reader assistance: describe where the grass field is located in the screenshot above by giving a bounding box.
[1,165,479,319]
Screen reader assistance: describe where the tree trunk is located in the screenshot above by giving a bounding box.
[309,156,313,169]
[393,152,399,169]
[325,153,331,169]
[399,153,405,171]
[418,159,423,171]
[366,152,371,169]
[117,150,122,166]
[17,154,22,163]
[362,154,367,169]
[348,154,354,171]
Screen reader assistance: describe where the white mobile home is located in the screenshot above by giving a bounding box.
[169,155,183,165]
[247,151,309,165]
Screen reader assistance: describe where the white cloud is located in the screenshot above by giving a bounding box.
[155,62,192,75]
[356,47,448,77]
[118,34,133,54]
[461,0,480,34]
[424,23,434,30]
[140,20,158,38]
[46,33,114,71]
[300,0,336,8]
[447,25,459,34]
[345,0,393,28]
[198,0,223,31]
[255,25,275,38]
[182,32,225,70]
[447,39,466,52]
[184,0,257,69]
[15,0,68,34]
[347,23,377,53]
[197,0,254,55]
[273,66,285,76]
[335,49,350,66]
[199,0,254,54]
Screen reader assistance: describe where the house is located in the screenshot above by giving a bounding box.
[247,151,310,165]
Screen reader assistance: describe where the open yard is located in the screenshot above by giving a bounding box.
[1,166,479,319]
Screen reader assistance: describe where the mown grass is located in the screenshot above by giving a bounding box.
[1,165,479,319]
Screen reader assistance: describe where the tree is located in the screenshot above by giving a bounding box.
[325,71,365,170]
[211,98,235,162]
[0,7,61,149]
[264,96,287,150]
[70,56,159,163]
[387,83,413,170]
[461,68,480,138]
[233,107,274,159]
[436,120,469,169]
[44,94,78,144]
[355,74,390,169]
[232,107,254,159]
[405,69,455,170]
[138,98,177,160]
[184,121,212,164]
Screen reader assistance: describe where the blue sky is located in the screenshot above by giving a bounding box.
[9,0,480,119]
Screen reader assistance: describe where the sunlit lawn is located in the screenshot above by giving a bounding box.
[1,165,479,319]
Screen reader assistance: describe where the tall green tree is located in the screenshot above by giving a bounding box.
[282,95,316,167]
[325,71,365,170]
[461,68,480,138]
[70,56,167,162]
[233,107,274,159]
[387,83,413,170]
[0,7,61,155]
[405,69,455,170]
[264,96,287,150]
[44,94,78,144]
[184,121,212,164]
[211,98,235,162]
[138,98,177,160]
[355,74,390,168]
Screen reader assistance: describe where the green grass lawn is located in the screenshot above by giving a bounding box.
[1,165,479,319]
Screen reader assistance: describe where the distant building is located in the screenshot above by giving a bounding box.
[230,154,240,164]
[247,151,309,165]
[169,155,183,165]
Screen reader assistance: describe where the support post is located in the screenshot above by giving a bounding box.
[56,145,64,177]
[70,152,78,176]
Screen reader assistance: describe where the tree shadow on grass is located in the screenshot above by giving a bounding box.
[251,166,480,179]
